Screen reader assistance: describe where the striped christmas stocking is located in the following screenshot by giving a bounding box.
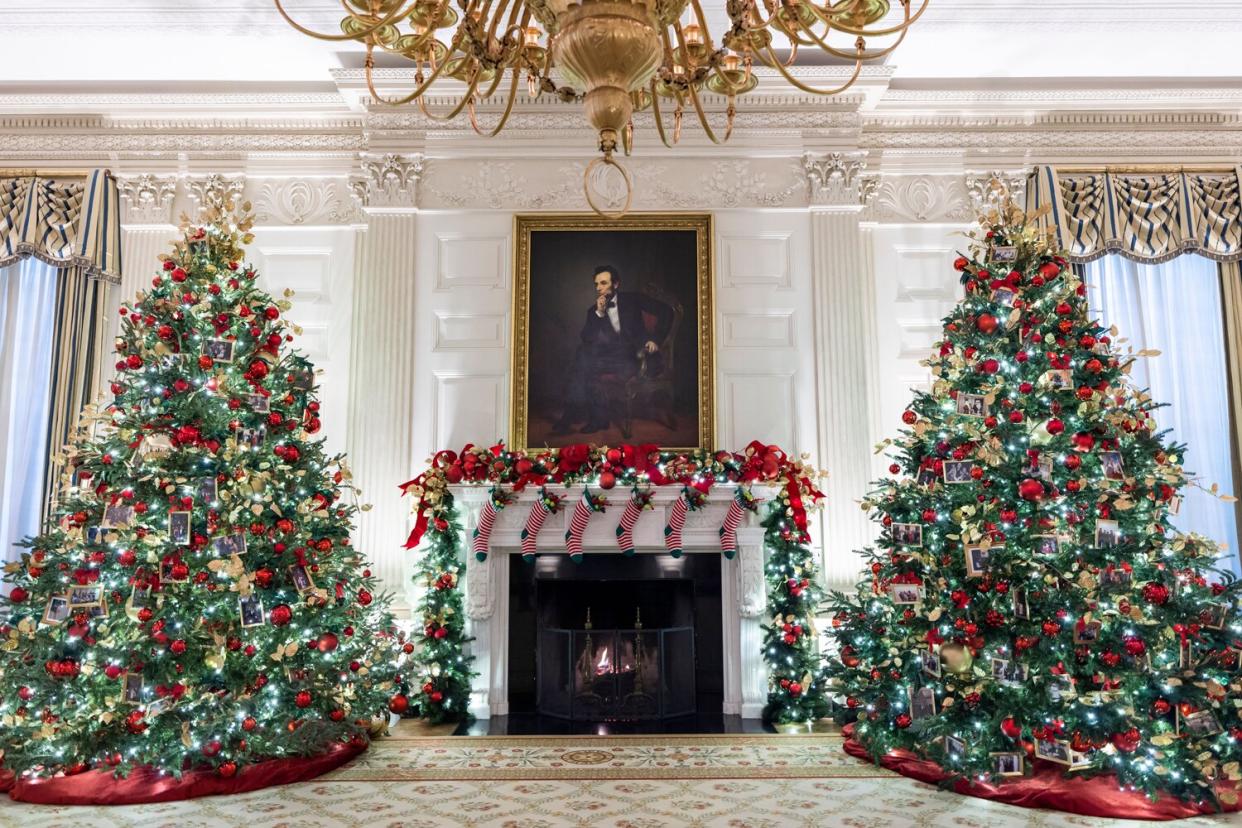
[470,488,513,562]
[663,489,693,558]
[719,487,759,560]
[520,488,562,562]
[615,490,653,556]
[564,489,607,564]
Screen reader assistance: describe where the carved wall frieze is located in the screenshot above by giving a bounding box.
[863,175,976,224]
[420,157,808,211]
[252,178,360,225]
[117,174,178,225]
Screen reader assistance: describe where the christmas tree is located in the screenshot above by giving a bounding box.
[827,196,1241,805]
[0,204,408,784]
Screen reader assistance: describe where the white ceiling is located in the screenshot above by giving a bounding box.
[2,0,1241,86]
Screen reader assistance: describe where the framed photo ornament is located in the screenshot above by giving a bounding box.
[511,213,714,451]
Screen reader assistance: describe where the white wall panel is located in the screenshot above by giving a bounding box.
[869,225,966,477]
[720,233,793,289]
[412,213,512,472]
[713,212,816,455]
[249,228,357,458]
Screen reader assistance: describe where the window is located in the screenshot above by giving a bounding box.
[1085,255,1240,574]
[0,258,57,566]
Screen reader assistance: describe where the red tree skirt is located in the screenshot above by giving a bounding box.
[1,740,365,805]
[843,725,1239,821]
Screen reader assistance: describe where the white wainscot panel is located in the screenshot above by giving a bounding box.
[433,373,505,449]
[721,310,796,349]
[435,234,507,291]
[722,372,795,449]
[434,311,506,351]
[720,233,792,289]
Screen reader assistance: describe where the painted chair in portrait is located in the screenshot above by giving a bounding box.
[598,282,684,439]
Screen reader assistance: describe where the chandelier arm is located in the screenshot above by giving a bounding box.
[364,37,461,106]
[649,81,679,148]
[762,44,863,95]
[416,70,483,122]
[684,82,733,145]
[769,18,870,63]
[812,0,928,38]
[272,0,414,42]
[792,13,913,63]
[468,66,521,137]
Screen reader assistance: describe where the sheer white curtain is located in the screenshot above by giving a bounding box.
[1085,255,1241,575]
[0,259,57,570]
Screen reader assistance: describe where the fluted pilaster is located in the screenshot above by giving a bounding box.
[805,152,880,587]
[346,159,421,612]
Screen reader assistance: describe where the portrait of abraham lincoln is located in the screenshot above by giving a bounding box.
[512,213,713,452]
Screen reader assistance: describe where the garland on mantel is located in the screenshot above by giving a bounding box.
[398,441,831,725]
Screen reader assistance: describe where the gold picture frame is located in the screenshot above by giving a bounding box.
[511,212,715,452]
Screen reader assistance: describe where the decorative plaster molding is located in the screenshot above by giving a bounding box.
[863,175,975,224]
[350,153,423,210]
[185,174,246,215]
[736,541,766,619]
[420,157,807,211]
[252,178,359,225]
[117,174,177,225]
[464,545,494,621]
[803,151,869,207]
[965,170,1028,214]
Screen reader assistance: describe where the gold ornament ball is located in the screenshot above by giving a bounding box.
[939,643,973,674]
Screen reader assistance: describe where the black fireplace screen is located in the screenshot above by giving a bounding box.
[537,626,695,720]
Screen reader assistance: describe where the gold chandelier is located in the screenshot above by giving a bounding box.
[275,0,927,216]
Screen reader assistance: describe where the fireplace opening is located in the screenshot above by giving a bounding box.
[507,554,723,722]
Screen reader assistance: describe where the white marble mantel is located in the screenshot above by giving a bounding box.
[452,484,776,720]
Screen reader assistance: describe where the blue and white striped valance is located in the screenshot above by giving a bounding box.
[0,170,121,283]
[1026,165,1242,265]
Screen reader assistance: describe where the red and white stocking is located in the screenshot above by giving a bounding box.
[615,490,652,556]
[521,489,561,562]
[664,492,690,558]
[472,499,498,562]
[719,488,759,560]
[564,489,606,564]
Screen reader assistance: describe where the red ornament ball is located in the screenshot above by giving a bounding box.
[1046,418,1065,436]
[7,587,27,603]
[295,690,313,708]
[1018,478,1044,501]
[389,694,410,714]
[976,313,998,334]
[953,256,969,272]
[901,410,917,425]
[217,762,237,778]
[317,632,339,653]
[599,471,616,490]
[270,604,293,626]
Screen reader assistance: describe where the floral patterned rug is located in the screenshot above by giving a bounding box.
[1,731,1239,827]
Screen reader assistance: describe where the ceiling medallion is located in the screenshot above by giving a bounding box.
[276,0,927,216]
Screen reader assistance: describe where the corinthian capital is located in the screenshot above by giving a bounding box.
[117,174,178,225]
[350,153,424,210]
[803,151,871,207]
